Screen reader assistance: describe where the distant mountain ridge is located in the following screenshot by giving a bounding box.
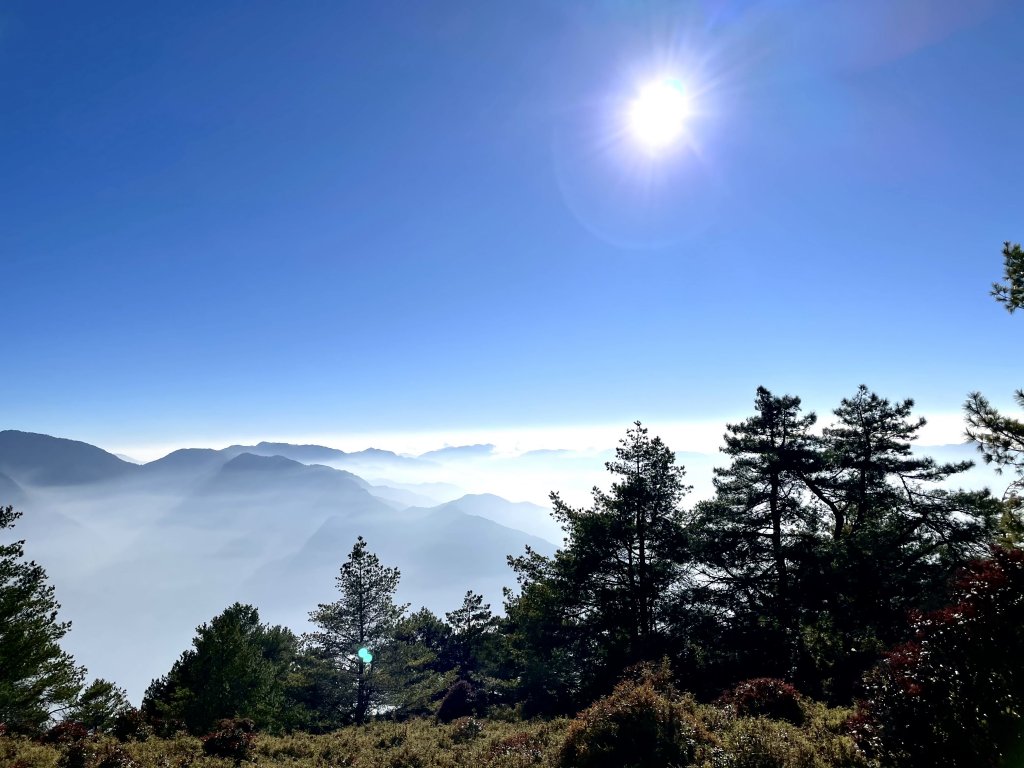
[0,430,136,486]
[0,428,561,702]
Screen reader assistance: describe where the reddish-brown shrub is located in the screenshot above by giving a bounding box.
[853,546,1024,768]
[201,717,257,762]
[487,731,545,765]
[718,678,804,725]
[43,721,89,745]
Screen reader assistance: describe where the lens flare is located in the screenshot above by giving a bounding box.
[357,647,373,663]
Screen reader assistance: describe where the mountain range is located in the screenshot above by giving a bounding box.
[0,430,557,703]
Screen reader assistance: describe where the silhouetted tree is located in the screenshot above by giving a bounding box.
[0,504,84,731]
[445,591,498,679]
[964,240,1024,543]
[690,387,819,679]
[142,602,303,734]
[506,423,691,712]
[991,240,1024,312]
[799,386,998,699]
[305,536,408,725]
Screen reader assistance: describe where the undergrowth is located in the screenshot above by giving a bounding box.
[0,702,865,768]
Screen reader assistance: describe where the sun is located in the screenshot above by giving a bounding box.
[629,77,692,152]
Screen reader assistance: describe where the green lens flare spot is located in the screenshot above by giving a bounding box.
[357,647,373,663]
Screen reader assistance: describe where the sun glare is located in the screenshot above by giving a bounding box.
[629,77,691,152]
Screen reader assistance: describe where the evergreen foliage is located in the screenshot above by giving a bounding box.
[965,241,1024,519]
[0,504,84,731]
[66,679,130,733]
[141,603,304,735]
[305,536,409,725]
[800,385,998,699]
[690,388,819,681]
[506,423,691,712]
[991,240,1024,313]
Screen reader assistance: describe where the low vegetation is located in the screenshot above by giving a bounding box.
[1,698,869,768]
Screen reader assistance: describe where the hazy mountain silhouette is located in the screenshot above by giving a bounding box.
[0,430,137,486]
[418,444,496,461]
[246,502,558,631]
[408,493,561,543]
[0,471,24,506]
[222,442,431,470]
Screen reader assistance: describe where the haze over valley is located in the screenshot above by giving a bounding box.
[1,425,1004,702]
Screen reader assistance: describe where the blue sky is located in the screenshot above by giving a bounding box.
[3,0,1022,457]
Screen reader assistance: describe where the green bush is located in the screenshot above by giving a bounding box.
[450,717,484,743]
[94,745,139,768]
[721,718,819,768]
[109,709,150,743]
[486,731,545,766]
[558,664,713,768]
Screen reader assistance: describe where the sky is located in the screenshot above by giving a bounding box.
[3,0,1023,462]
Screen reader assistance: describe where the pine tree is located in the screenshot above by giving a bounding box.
[506,423,691,711]
[142,602,303,734]
[991,240,1024,313]
[305,536,408,724]
[689,387,819,680]
[444,591,497,679]
[388,608,457,718]
[66,679,130,732]
[801,386,999,699]
[0,504,84,731]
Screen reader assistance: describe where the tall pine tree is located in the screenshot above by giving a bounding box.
[800,386,998,699]
[689,387,819,682]
[305,537,408,725]
[506,423,691,711]
[0,504,84,731]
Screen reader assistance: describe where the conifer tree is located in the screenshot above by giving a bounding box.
[964,242,1024,503]
[142,602,303,734]
[0,504,84,731]
[801,386,998,699]
[306,537,408,724]
[444,590,497,679]
[67,679,130,732]
[506,423,691,710]
[689,387,819,679]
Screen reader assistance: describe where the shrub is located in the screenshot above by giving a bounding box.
[450,717,484,743]
[109,708,150,743]
[852,546,1024,768]
[557,663,713,768]
[437,680,477,724]
[43,722,89,745]
[58,741,98,768]
[719,678,804,725]
[487,731,545,766]
[721,718,819,768]
[200,717,257,762]
[95,745,139,768]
